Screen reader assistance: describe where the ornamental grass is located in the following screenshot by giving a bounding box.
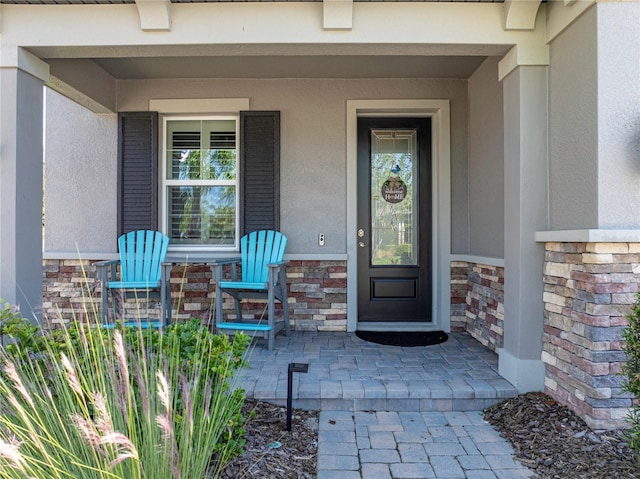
[0,301,250,479]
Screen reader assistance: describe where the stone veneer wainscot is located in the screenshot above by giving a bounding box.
[541,241,640,429]
[450,261,504,353]
[42,259,347,331]
[44,257,504,342]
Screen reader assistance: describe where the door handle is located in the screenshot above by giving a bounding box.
[358,242,366,248]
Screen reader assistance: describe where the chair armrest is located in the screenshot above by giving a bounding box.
[267,260,289,268]
[94,259,120,267]
[95,260,120,283]
[267,260,289,287]
[210,257,243,282]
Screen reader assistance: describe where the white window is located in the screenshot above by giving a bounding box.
[161,116,239,250]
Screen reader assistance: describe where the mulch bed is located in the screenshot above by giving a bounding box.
[218,401,318,478]
[215,392,639,479]
[484,391,640,479]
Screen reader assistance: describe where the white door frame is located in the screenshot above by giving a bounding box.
[346,99,451,332]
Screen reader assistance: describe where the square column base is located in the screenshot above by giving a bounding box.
[498,348,545,393]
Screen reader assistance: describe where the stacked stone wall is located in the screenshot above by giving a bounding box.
[42,259,101,326]
[449,261,505,352]
[286,260,347,331]
[464,263,504,353]
[450,261,468,332]
[42,259,347,331]
[542,242,640,430]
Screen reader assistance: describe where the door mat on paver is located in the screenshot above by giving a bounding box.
[355,330,448,347]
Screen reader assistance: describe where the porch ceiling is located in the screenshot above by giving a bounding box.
[89,54,487,80]
[35,42,508,81]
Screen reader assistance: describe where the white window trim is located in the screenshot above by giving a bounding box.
[150,98,249,114]
[161,114,240,252]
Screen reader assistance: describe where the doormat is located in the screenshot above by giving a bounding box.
[355,330,448,347]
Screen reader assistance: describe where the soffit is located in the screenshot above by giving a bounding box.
[90,55,487,80]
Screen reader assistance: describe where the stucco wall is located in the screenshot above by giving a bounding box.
[549,2,640,229]
[44,88,118,255]
[549,4,640,230]
[467,57,504,258]
[548,6,599,230]
[596,1,640,228]
[45,77,469,255]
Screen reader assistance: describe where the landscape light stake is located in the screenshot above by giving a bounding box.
[287,362,309,431]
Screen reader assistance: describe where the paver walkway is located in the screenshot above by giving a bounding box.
[238,331,518,412]
[237,331,535,478]
[317,409,535,479]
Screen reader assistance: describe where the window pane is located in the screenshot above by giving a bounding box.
[169,149,236,181]
[168,186,236,245]
[166,119,236,181]
[202,149,236,180]
[166,120,201,149]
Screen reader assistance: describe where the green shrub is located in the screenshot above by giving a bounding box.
[622,291,640,451]
[0,300,51,360]
[0,301,250,478]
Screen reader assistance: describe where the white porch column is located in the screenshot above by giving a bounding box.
[499,64,548,392]
[0,47,49,320]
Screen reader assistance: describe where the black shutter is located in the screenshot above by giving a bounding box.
[117,112,158,235]
[240,111,280,236]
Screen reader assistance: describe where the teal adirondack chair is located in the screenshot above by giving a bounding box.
[96,230,171,328]
[215,230,291,350]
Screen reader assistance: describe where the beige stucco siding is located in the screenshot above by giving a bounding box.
[46,77,470,255]
[595,1,640,228]
[548,6,599,230]
[468,56,504,259]
[44,89,118,256]
[549,3,640,230]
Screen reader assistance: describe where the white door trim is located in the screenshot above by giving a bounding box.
[346,99,451,332]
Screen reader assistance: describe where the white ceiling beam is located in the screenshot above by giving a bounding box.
[504,0,543,30]
[5,3,546,52]
[135,0,171,32]
[323,0,353,31]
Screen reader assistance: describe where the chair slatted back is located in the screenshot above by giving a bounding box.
[119,230,170,284]
[241,230,287,284]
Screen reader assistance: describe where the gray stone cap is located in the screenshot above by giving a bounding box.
[535,229,640,243]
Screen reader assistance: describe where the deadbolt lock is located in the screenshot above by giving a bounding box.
[357,229,365,238]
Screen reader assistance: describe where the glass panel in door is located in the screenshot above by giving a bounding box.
[370,129,418,266]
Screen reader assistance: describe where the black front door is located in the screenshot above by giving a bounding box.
[357,117,432,323]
